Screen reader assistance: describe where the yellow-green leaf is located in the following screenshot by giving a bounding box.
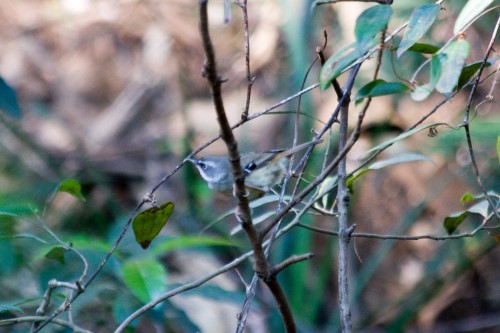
[56,179,85,202]
[132,202,174,249]
[120,258,168,304]
[443,211,469,235]
[45,246,68,264]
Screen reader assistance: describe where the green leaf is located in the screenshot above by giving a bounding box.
[457,56,498,89]
[347,153,431,192]
[0,304,24,314]
[44,246,68,264]
[497,136,500,166]
[411,54,444,101]
[319,5,391,90]
[454,0,495,34]
[56,179,85,202]
[407,42,440,55]
[355,5,392,54]
[460,192,476,203]
[149,235,237,255]
[319,43,358,90]
[355,79,410,104]
[435,39,470,96]
[444,211,469,235]
[0,77,21,118]
[132,202,174,249]
[397,4,441,58]
[120,258,168,304]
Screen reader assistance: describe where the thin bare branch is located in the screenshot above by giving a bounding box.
[462,13,500,222]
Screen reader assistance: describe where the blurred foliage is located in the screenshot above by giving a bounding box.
[0,0,499,332]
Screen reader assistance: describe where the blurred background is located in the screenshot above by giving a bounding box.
[0,0,499,332]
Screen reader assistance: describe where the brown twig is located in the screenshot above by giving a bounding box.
[198,1,296,332]
[261,64,362,239]
[462,13,500,222]
[235,0,254,121]
[272,253,314,276]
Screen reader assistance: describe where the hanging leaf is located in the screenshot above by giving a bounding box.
[454,0,495,34]
[355,5,392,54]
[457,56,498,89]
[397,4,441,58]
[407,43,440,55]
[355,79,410,104]
[444,211,469,235]
[411,54,444,101]
[132,202,174,249]
[435,39,470,96]
[56,179,85,202]
[120,258,168,304]
[0,77,21,118]
[44,246,68,264]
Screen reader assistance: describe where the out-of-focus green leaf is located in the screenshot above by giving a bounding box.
[0,77,21,118]
[178,284,246,304]
[355,5,392,54]
[444,211,469,234]
[407,42,440,55]
[355,79,410,104]
[68,234,112,252]
[319,44,358,90]
[454,0,495,34]
[44,246,68,264]
[56,179,85,202]
[460,192,476,203]
[435,39,470,96]
[112,293,142,328]
[149,235,237,255]
[1,233,49,244]
[411,54,444,101]
[397,4,441,58]
[457,56,498,89]
[497,136,500,166]
[120,258,167,304]
[347,153,431,192]
[132,202,174,249]
[0,304,24,314]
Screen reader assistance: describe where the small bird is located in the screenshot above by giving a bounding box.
[187,140,320,198]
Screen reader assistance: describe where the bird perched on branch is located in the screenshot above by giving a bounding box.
[187,140,321,198]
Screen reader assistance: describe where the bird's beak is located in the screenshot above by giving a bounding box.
[186,157,198,165]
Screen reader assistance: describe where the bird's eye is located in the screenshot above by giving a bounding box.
[244,162,257,174]
[198,162,207,170]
